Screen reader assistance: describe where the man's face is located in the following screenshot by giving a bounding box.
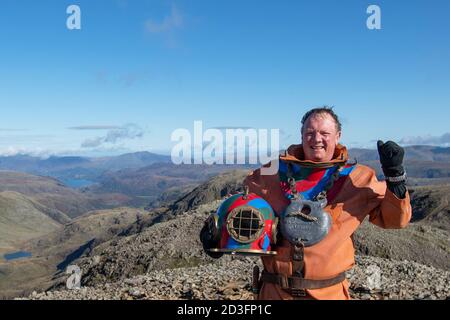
[302,113,341,162]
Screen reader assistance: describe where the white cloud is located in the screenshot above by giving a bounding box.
[0,146,53,158]
[81,124,145,148]
[144,4,183,34]
[399,133,450,146]
[0,128,27,132]
[68,125,121,130]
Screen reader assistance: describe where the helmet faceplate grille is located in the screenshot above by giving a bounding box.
[226,206,265,244]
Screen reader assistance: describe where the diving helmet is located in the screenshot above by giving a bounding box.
[206,192,278,256]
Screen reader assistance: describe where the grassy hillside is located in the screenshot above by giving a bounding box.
[0,206,145,298]
[0,191,63,252]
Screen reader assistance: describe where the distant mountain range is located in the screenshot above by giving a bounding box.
[1,145,448,176]
[0,151,172,183]
[349,146,450,186]
[349,145,450,162]
[0,145,449,210]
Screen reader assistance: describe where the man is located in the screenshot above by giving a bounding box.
[241,107,412,300]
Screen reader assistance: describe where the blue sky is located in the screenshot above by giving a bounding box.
[0,0,449,156]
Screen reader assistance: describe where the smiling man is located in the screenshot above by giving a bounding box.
[301,109,342,162]
[241,106,412,300]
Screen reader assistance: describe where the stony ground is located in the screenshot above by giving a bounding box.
[22,255,449,300]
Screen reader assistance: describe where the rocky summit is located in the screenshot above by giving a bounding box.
[22,255,449,300]
[4,169,450,300]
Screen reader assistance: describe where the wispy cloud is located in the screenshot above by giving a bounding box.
[399,133,450,146]
[0,128,27,132]
[144,4,184,48]
[81,124,145,148]
[144,4,183,34]
[81,137,104,148]
[0,145,135,158]
[210,126,254,130]
[68,125,122,130]
[0,146,53,158]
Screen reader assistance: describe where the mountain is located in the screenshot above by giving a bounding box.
[0,151,171,183]
[0,191,64,251]
[107,170,249,236]
[84,146,450,206]
[86,164,252,207]
[92,152,171,171]
[0,207,145,299]
[0,145,448,188]
[166,170,248,215]
[348,145,450,162]
[359,159,450,186]
[0,146,449,209]
[0,171,131,218]
[409,185,450,228]
[345,147,450,186]
[82,146,450,209]
[0,170,134,261]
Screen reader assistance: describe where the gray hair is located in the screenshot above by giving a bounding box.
[301,106,342,133]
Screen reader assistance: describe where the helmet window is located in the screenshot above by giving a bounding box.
[227,206,265,243]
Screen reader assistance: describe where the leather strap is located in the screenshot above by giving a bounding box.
[291,244,304,276]
[261,271,346,290]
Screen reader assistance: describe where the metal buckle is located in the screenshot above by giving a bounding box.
[385,172,407,183]
[279,275,289,290]
[293,245,304,261]
[290,288,307,297]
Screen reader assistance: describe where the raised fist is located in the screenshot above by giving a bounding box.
[377,140,405,178]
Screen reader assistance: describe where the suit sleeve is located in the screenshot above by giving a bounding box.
[362,167,412,229]
[243,163,288,216]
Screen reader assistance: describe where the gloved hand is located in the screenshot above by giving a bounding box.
[200,219,223,259]
[377,140,407,199]
[377,140,405,176]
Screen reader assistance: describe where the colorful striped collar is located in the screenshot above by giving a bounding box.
[278,160,356,201]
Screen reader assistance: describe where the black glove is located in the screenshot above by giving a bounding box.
[377,140,407,199]
[200,219,223,259]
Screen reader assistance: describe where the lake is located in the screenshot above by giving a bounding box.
[3,251,32,261]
